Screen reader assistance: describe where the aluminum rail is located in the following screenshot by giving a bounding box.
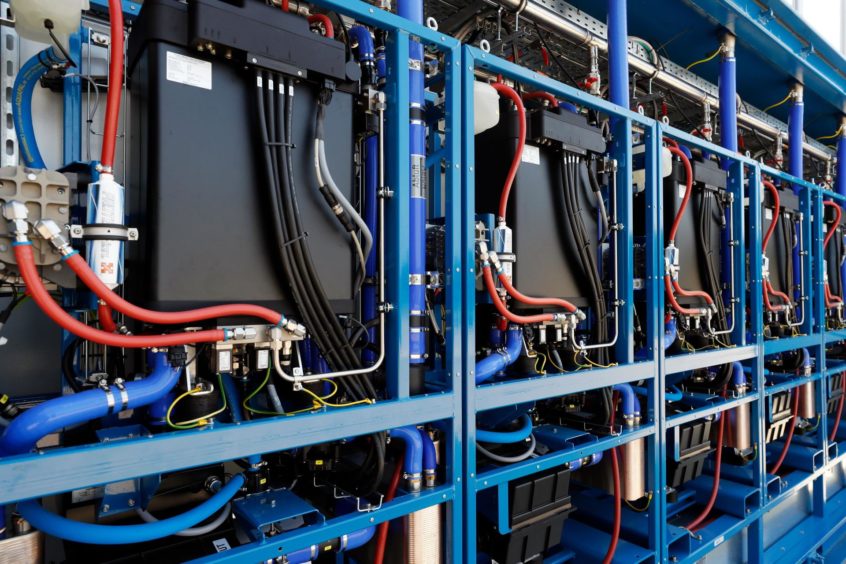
[487,0,833,162]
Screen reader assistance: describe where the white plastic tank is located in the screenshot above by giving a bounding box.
[474,81,500,135]
[10,0,89,43]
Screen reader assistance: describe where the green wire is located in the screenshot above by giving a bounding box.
[167,373,227,430]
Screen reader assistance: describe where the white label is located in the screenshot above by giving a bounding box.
[713,535,725,547]
[218,350,232,373]
[88,177,125,289]
[166,52,212,90]
[521,144,540,165]
[212,538,231,552]
[678,183,686,199]
[257,349,270,370]
[765,208,773,220]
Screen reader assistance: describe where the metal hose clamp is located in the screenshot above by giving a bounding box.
[98,379,116,414]
[113,378,129,412]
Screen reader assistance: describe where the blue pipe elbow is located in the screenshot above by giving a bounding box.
[664,319,678,350]
[285,526,376,563]
[349,26,375,60]
[801,348,812,370]
[475,326,523,385]
[12,48,66,169]
[477,413,533,444]
[613,384,637,418]
[390,426,424,476]
[419,429,437,473]
[18,474,244,545]
[0,352,180,457]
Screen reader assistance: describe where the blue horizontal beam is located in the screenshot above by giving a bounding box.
[764,335,822,354]
[665,345,757,375]
[665,393,757,429]
[190,485,453,562]
[475,425,654,491]
[475,362,654,412]
[0,394,454,505]
[763,374,820,397]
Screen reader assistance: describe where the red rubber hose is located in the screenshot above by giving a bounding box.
[101,0,124,171]
[483,266,555,324]
[830,374,846,443]
[491,82,526,222]
[65,253,283,326]
[307,14,334,38]
[281,0,289,11]
[765,281,791,312]
[762,181,781,253]
[824,200,842,249]
[523,91,559,107]
[768,388,800,475]
[665,276,702,317]
[540,46,550,67]
[14,245,225,348]
[685,404,726,531]
[497,272,577,312]
[374,456,404,564]
[666,146,693,244]
[672,279,714,305]
[602,392,621,564]
[826,284,843,308]
[663,137,679,149]
[98,302,117,333]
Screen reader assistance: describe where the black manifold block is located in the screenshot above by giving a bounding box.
[478,468,574,564]
[829,373,845,414]
[666,414,714,488]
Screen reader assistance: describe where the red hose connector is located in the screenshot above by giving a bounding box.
[307,14,335,38]
[491,81,526,223]
[100,0,124,171]
[14,244,225,348]
[482,266,555,325]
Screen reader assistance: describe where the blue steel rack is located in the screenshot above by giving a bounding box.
[0,1,467,562]
[461,38,846,562]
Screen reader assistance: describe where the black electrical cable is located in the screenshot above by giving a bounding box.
[61,338,84,393]
[532,22,579,87]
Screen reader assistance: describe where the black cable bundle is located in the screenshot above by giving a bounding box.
[254,70,384,496]
[695,186,727,333]
[558,154,610,366]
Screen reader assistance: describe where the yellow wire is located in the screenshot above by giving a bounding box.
[817,125,844,141]
[546,349,566,372]
[583,356,618,369]
[167,373,227,430]
[534,352,548,375]
[573,352,590,369]
[685,45,723,71]
[243,368,340,415]
[625,492,653,512]
[298,386,373,408]
[763,90,794,113]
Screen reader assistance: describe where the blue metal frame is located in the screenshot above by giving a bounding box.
[1,1,465,562]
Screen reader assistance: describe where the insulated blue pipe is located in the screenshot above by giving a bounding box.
[419,428,437,473]
[17,474,245,545]
[220,373,261,465]
[284,526,376,564]
[0,351,180,457]
[398,0,428,372]
[607,0,629,109]
[477,413,532,444]
[718,38,738,161]
[613,383,637,417]
[475,326,522,385]
[731,361,745,389]
[390,426,424,476]
[12,48,66,169]
[789,88,804,189]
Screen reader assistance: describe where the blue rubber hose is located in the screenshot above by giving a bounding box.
[12,48,66,169]
[664,319,678,350]
[389,426,424,476]
[477,413,533,444]
[17,474,244,545]
[475,326,523,385]
[0,351,180,457]
[731,361,745,388]
[285,526,376,563]
[419,428,437,473]
[613,383,637,418]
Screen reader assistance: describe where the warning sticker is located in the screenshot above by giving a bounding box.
[167,51,213,90]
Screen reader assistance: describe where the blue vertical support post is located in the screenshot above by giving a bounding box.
[747,164,766,563]
[385,28,411,399]
[62,30,83,166]
[397,0,429,393]
[644,122,664,560]
[719,33,738,339]
[607,0,633,364]
[790,84,805,326]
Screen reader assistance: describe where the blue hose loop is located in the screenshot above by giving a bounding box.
[476,413,532,444]
[475,326,523,385]
[284,526,376,563]
[679,145,693,160]
[17,474,244,545]
[348,26,375,61]
[12,47,66,169]
[0,351,180,457]
[389,426,424,490]
[559,101,579,114]
[613,383,637,420]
